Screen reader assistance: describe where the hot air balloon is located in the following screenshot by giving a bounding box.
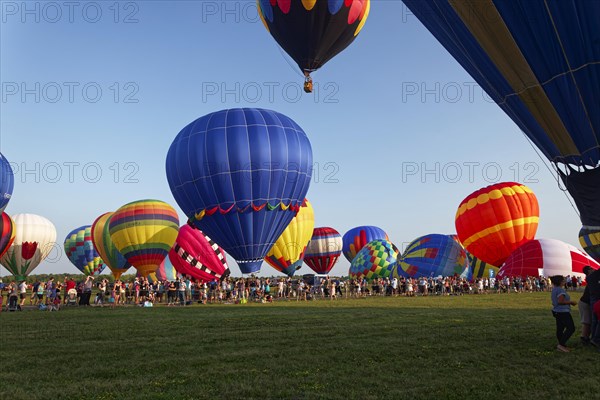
[0,152,14,213]
[265,199,314,277]
[166,108,313,274]
[396,234,469,279]
[449,234,499,280]
[0,213,15,258]
[257,0,370,92]
[91,213,131,279]
[402,0,600,239]
[304,227,342,275]
[147,256,180,283]
[497,239,600,279]
[169,224,229,283]
[0,214,57,280]
[64,226,105,276]
[349,239,399,281]
[578,226,600,263]
[342,226,387,263]
[455,182,539,266]
[109,200,180,278]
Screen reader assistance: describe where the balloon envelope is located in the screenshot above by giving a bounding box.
[455,182,539,266]
[265,199,314,277]
[166,108,313,274]
[64,226,105,276]
[396,234,469,279]
[349,239,399,281]
[257,0,370,74]
[342,226,388,263]
[91,212,131,279]
[304,227,342,275]
[0,152,14,213]
[0,214,57,280]
[169,224,229,283]
[109,200,180,277]
[402,0,600,226]
[578,226,600,263]
[498,239,600,279]
[0,213,15,259]
[449,234,499,280]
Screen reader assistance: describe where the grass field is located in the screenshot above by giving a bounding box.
[1,292,598,400]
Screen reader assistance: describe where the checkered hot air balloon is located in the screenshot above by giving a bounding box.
[455,182,539,266]
[349,239,399,281]
[109,200,179,278]
[64,226,105,276]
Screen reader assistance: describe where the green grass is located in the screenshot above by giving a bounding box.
[1,293,598,400]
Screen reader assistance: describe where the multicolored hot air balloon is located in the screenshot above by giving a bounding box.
[455,182,539,267]
[166,108,312,274]
[304,227,342,275]
[578,226,600,263]
[449,234,499,280]
[0,153,14,213]
[0,214,57,281]
[147,256,180,283]
[349,239,398,281]
[109,200,180,278]
[0,213,16,258]
[497,239,600,279]
[396,234,469,279]
[342,226,387,263]
[265,199,314,277]
[64,226,105,276]
[258,0,370,92]
[91,213,131,279]
[402,1,600,234]
[169,224,229,283]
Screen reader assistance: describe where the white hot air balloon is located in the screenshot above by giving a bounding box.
[0,214,57,280]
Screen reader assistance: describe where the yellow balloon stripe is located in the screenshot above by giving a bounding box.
[355,0,370,36]
[456,184,534,217]
[301,0,317,11]
[461,216,539,247]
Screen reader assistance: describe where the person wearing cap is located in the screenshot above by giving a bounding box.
[579,266,593,345]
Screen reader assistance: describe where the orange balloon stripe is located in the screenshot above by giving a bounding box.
[456,185,536,217]
[461,216,539,248]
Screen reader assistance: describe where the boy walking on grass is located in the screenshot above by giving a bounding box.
[550,275,577,352]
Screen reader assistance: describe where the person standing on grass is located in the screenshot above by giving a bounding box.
[578,266,593,345]
[550,275,577,352]
[18,280,27,307]
[586,266,600,347]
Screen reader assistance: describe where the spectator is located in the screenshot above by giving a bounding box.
[586,266,600,347]
[578,266,593,345]
[550,275,577,352]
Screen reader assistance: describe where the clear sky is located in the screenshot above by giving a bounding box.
[0,0,581,278]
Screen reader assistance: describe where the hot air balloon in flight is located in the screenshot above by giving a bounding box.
[396,234,469,279]
[342,226,387,263]
[349,239,398,281]
[64,226,105,276]
[0,152,14,213]
[166,108,313,274]
[0,213,16,258]
[91,212,131,279]
[304,227,342,275]
[497,239,600,279]
[455,182,539,266]
[402,0,600,244]
[0,214,57,280]
[109,200,180,278]
[169,224,229,283]
[578,226,600,263]
[257,0,370,92]
[265,199,314,277]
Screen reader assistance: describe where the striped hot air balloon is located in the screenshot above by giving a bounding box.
[265,199,314,277]
[0,212,16,258]
[449,234,499,280]
[64,226,105,276]
[349,239,399,281]
[455,182,539,266]
[304,227,343,275]
[342,226,388,262]
[91,212,131,280]
[578,226,600,263]
[109,200,179,278]
[396,234,469,279]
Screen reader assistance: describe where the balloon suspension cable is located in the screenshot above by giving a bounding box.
[519,130,580,220]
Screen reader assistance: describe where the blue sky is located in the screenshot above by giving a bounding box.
[0,0,581,277]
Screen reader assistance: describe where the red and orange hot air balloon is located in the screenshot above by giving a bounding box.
[455,182,539,266]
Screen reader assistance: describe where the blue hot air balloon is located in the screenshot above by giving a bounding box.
[402,1,600,230]
[342,226,388,263]
[0,152,14,213]
[166,108,313,274]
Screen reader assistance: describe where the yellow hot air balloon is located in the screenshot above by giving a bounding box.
[108,200,179,278]
[91,212,131,280]
[265,199,314,277]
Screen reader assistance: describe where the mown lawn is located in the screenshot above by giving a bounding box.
[0,292,598,399]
